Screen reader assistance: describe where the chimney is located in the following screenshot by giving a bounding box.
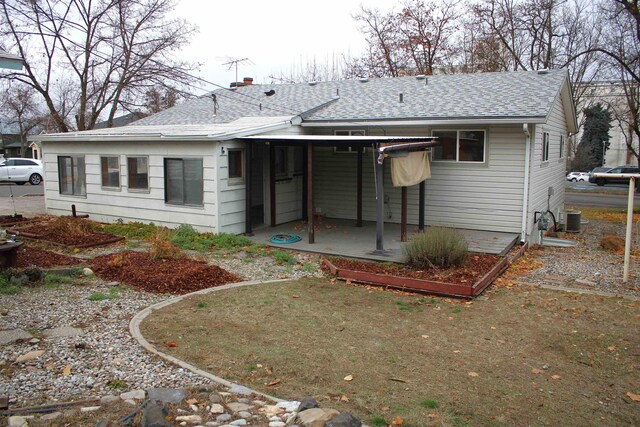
[243,77,253,85]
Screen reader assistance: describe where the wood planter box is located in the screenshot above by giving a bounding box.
[323,243,527,298]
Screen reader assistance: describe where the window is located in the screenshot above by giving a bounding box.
[15,159,38,166]
[164,158,203,206]
[334,129,365,153]
[228,149,244,184]
[542,132,550,162]
[58,156,86,196]
[559,135,565,159]
[432,130,485,162]
[100,156,120,188]
[274,146,288,177]
[127,157,149,191]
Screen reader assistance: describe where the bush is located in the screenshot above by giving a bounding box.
[402,227,468,268]
[601,235,625,253]
[169,224,252,252]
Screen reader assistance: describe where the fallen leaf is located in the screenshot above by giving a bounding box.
[531,368,544,374]
[62,364,71,376]
[256,364,263,368]
[421,335,429,339]
[344,374,353,381]
[345,279,352,285]
[607,345,616,352]
[266,379,281,387]
[186,398,198,405]
[392,416,405,425]
[165,342,177,347]
[448,316,454,320]
[627,392,640,402]
[340,395,350,402]
[291,295,300,298]
[453,350,460,353]
[551,375,561,380]
[468,372,479,377]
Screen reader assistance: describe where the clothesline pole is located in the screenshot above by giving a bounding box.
[401,186,408,242]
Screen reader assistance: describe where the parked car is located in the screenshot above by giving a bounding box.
[0,158,44,185]
[566,172,590,182]
[589,165,640,186]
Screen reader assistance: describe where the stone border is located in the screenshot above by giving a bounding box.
[129,279,291,403]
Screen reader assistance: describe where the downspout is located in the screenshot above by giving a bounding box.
[521,124,531,243]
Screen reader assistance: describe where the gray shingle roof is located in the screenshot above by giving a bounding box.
[134,69,570,127]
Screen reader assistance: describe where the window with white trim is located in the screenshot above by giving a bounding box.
[431,130,485,162]
[228,149,244,184]
[127,156,149,191]
[164,158,203,206]
[100,156,120,189]
[542,132,550,162]
[58,156,86,196]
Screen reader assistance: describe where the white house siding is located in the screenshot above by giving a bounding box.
[311,124,526,234]
[526,95,568,242]
[42,140,219,232]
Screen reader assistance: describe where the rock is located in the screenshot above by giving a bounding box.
[237,398,250,404]
[228,385,253,396]
[190,404,199,412]
[216,414,232,423]
[120,389,145,400]
[142,401,170,427]
[83,267,94,276]
[230,420,247,426]
[252,400,267,406]
[125,399,137,406]
[42,326,84,338]
[10,275,28,287]
[209,404,225,414]
[227,402,252,413]
[95,420,116,427]
[238,411,252,418]
[276,401,300,413]
[100,395,119,404]
[28,338,40,344]
[206,423,221,427]
[218,392,232,397]
[260,405,285,417]
[175,415,203,424]
[8,415,33,427]
[39,412,61,421]
[80,406,101,412]
[209,394,222,403]
[15,350,45,363]
[269,422,287,427]
[325,412,362,427]
[297,397,319,413]
[296,408,340,427]
[0,329,33,345]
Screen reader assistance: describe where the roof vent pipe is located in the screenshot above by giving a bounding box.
[359,77,369,83]
[308,81,317,86]
[399,93,404,103]
[415,75,426,80]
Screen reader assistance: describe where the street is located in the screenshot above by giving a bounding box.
[0,182,44,197]
[565,180,640,208]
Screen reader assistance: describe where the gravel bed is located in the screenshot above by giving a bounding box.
[515,218,640,297]
[0,249,322,406]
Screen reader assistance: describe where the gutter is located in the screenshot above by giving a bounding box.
[300,117,546,127]
[521,123,532,242]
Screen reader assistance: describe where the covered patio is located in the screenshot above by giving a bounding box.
[248,218,520,262]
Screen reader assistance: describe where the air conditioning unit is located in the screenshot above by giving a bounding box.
[565,210,581,233]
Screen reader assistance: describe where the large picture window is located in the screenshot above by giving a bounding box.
[58,156,86,196]
[432,130,485,162]
[164,158,203,206]
[100,156,120,188]
[127,157,149,191]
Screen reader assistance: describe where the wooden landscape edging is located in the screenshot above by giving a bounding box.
[5,229,124,249]
[322,242,530,299]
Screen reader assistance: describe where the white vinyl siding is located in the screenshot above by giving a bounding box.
[526,95,567,241]
[43,141,217,231]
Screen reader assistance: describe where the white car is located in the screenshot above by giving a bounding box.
[0,158,44,185]
[566,171,589,182]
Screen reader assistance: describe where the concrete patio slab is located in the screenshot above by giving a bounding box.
[249,218,519,262]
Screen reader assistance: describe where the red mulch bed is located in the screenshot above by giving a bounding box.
[328,254,501,286]
[16,245,82,269]
[0,214,37,227]
[11,222,122,248]
[90,251,243,294]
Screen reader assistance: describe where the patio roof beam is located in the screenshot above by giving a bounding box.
[375,143,386,254]
[419,180,425,231]
[245,142,253,236]
[401,186,408,242]
[307,142,315,244]
[269,143,276,227]
[357,146,363,227]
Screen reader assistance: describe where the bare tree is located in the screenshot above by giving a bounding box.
[0,84,44,156]
[0,0,198,132]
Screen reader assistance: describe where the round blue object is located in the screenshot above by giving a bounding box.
[269,233,302,244]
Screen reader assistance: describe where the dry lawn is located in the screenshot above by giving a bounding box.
[141,279,640,427]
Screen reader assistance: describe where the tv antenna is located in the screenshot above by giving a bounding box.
[220,57,254,85]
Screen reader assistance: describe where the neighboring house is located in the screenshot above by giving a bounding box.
[575,81,639,168]
[0,50,23,70]
[32,69,576,248]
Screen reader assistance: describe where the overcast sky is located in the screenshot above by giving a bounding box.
[173,0,397,94]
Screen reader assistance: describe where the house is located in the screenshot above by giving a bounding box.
[32,69,576,254]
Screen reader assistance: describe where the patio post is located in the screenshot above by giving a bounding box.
[269,143,276,227]
[244,142,253,235]
[419,180,425,231]
[375,145,385,253]
[401,186,407,242]
[356,145,363,227]
[307,142,315,244]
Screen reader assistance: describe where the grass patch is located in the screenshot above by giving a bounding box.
[0,273,20,295]
[196,301,208,309]
[568,205,640,224]
[107,379,127,390]
[141,278,640,426]
[100,220,161,239]
[272,250,296,265]
[451,307,461,314]
[169,224,252,252]
[300,263,317,273]
[370,416,387,427]
[88,287,122,301]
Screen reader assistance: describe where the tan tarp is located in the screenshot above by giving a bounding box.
[390,151,431,187]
